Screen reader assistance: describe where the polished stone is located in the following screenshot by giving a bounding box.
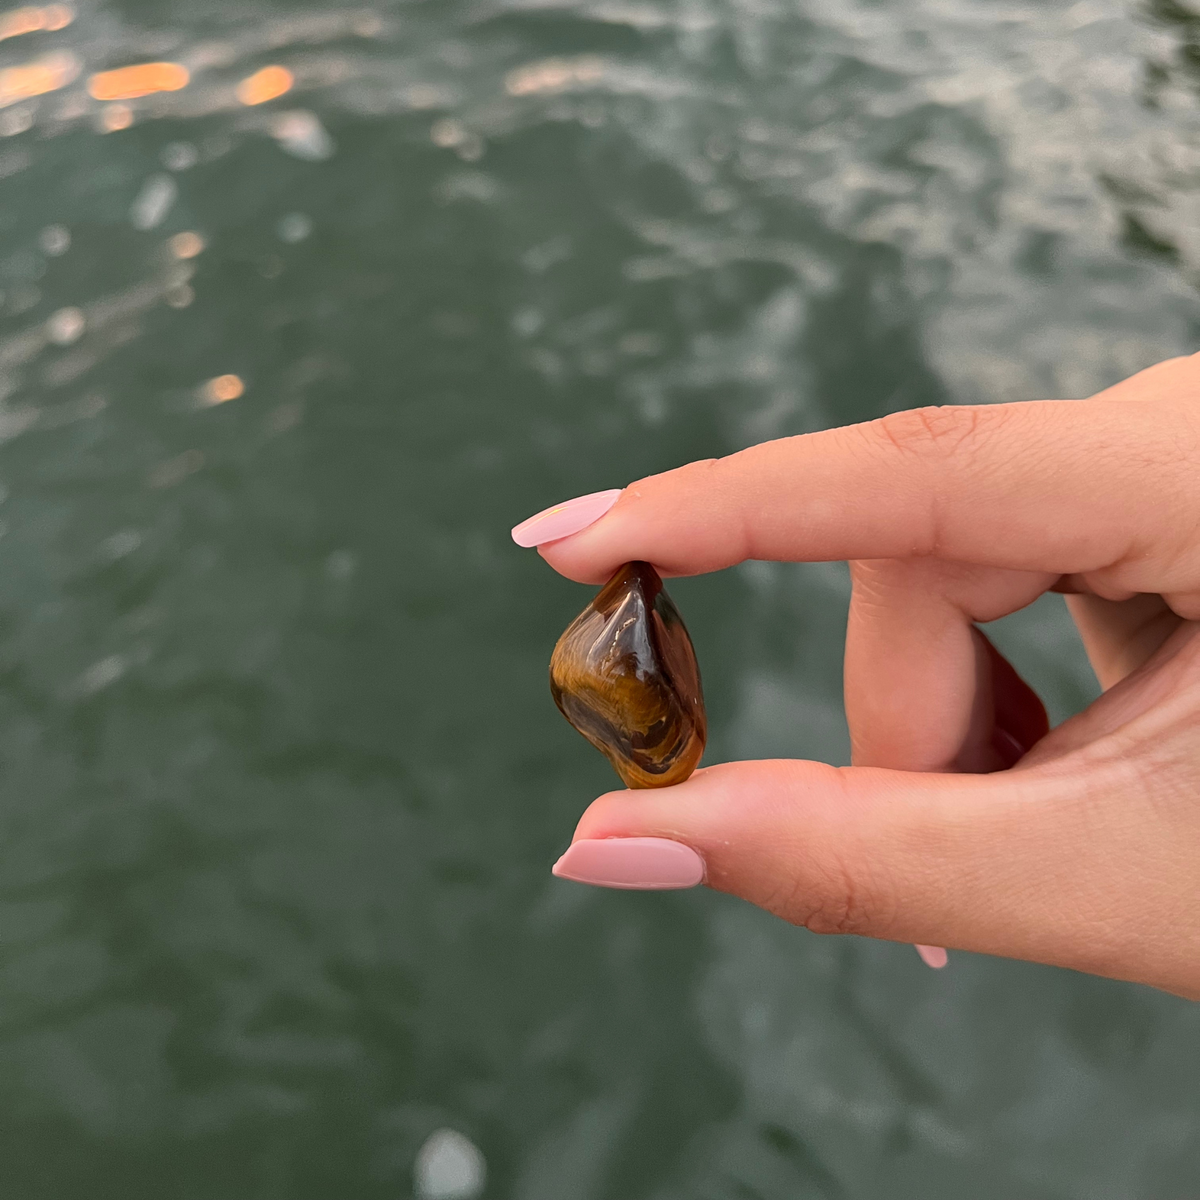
[550,561,706,789]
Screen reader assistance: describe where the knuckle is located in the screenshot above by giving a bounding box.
[812,869,886,938]
[673,456,723,482]
[627,457,720,500]
[849,555,957,606]
[849,556,919,591]
[764,856,892,939]
[848,559,909,612]
[871,404,986,460]
[848,558,888,584]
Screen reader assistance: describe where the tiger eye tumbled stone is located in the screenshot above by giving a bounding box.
[550,561,706,789]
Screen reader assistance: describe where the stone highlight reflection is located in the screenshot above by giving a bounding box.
[550,561,706,789]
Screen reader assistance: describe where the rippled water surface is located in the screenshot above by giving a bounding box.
[2,0,1200,1195]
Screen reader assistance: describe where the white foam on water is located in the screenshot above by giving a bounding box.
[277,212,313,243]
[270,110,335,161]
[129,175,177,231]
[39,224,70,256]
[45,306,84,345]
[414,1128,486,1200]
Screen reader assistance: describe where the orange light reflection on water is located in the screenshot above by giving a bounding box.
[236,65,293,106]
[0,4,72,42]
[202,374,244,404]
[87,62,189,101]
[0,51,77,103]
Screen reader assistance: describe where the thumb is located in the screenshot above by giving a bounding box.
[552,758,1163,987]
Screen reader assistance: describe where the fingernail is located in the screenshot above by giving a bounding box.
[511,489,621,548]
[552,837,705,890]
[915,944,949,969]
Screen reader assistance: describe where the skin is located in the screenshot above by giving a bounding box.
[539,352,1200,1001]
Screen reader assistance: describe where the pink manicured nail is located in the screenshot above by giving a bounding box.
[915,944,949,969]
[552,837,705,890]
[511,489,621,548]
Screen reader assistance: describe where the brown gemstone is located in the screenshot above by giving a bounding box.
[550,561,706,789]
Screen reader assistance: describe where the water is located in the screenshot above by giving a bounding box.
[0,0,1198,1195]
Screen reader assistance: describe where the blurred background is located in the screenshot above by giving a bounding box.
[0,0,1198,1196]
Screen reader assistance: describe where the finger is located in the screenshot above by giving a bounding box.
[561,759,1199,997]
[843,559,1051,971]
[845,558,1051,772]
[1064,592,1185,690]
[537,387,1200,597]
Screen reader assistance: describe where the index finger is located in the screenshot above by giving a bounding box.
[535,390,1200,599]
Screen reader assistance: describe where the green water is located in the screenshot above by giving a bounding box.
[1,0,1199,1195]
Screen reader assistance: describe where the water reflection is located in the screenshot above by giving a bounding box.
[0,0,1195,1196]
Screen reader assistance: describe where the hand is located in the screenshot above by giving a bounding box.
[518,353,1200,1000]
